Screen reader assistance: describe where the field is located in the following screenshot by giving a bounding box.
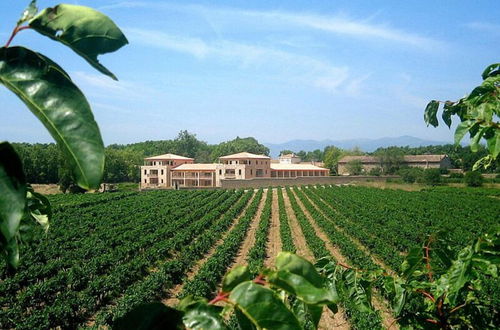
[0,186,498,329]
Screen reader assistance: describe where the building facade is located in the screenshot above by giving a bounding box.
[141,153,194,189]
[337,154,452,175]
[278,153,301,164]
[140,151,329,189]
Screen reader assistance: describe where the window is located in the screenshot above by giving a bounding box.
[250,169,253,175]
[161,179,164,183]
[161,169,164,175]
[238,169,241,175]
[144,179,146,183]
[219,169,222,175]
[144,169,147,175]
[249,160,251,165]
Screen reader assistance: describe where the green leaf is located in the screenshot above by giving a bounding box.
[487,130,500,159]
[17,0,38,25]
[0,142,27,269]
[183,302,227,330]
[222,265,251,292]
[343,270,373,313]
[0,46,104,190]
[424,100,440,127]
[441,103,454,128]
[26,185,51,232]
[470,127,487,152]
[113,303,184,330]
[481,63,500,80]
[229,281,301,330]
[234,308,257,330]
[291,299,323,330]
[275,252,324,287]
[401,247,423,278]
[436,246,474,305]
[29,4,128,80]
[269,269,339,305]
[454,120,473,145]
[383,276,406,316]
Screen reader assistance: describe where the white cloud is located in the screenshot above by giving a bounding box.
[124,28,209,58]
[125,28,360,94]
[103,2,439,49]
[71,71,160,100]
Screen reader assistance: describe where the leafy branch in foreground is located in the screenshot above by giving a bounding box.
[0,1,127,269]
[117,230,498,329]
[424,63,499,170]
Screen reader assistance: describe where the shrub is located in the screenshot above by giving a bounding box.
[464,171,484,187]
[439,168,450,174]
[399,167,424,184]
[449,172,464,179]
[368,167,381,176]
[422,168,441,186]
[346,160,363,175]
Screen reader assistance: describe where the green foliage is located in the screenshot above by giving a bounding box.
[464,171,484,187]
[374,146,405,174]
[322,146,344,174]
[449,172,464,179]
[373,144,496,172]
[398,167,424,183]
[280,149,295,156]
[210,137,270,161]
[0,142,27,269]
[0,1,126,268]
[384,232,499,328]
[424,63,500,170]
[117,229,499,329]
[368,166,382,176]
[422,168,442,186]
[345,159,363,175]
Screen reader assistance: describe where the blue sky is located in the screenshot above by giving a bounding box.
[1,1,498,145]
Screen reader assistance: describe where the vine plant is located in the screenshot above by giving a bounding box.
[0,1,127,269]
[117,231,498,329]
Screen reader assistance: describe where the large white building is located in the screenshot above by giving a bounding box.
[141,151,329,189]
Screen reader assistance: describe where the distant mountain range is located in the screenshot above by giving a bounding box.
[264,135,449,157]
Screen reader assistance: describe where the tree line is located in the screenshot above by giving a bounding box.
[12,130,270,187]
[281,144,497,175]
[13,130,497,189]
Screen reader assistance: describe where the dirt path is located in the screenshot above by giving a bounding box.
[230,190,267,269]
[162,191,257,306]
[264,188,282,267]
[293,188,398,329]
[282,188,314,260]
[283,188,349,330]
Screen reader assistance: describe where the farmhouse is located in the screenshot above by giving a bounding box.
[141,151,329,189]
[337,154,452,175]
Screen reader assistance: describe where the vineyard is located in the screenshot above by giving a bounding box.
[0,186,498,329]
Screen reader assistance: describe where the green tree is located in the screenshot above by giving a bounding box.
[174,130,210,158]
[374,147,405,174]
[323,146,344,174]
[345,159,363,175]
[210,137,269,161]
[279,149,295,156]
